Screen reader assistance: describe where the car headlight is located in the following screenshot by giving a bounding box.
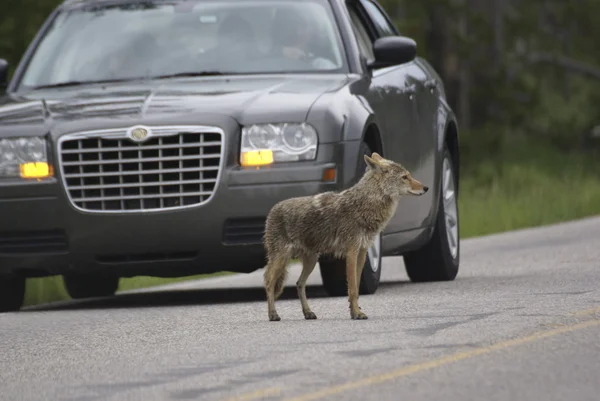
[240,123,318,167]
[0,137,53,179]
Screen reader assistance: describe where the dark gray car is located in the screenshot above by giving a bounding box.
[0,0,460,312]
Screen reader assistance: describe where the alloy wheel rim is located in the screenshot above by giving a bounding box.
[442,157,459,259]
[368,233,381,272]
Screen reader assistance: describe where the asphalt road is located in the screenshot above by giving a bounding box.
[1,216,600,401]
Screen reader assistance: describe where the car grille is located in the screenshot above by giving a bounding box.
[58,126,224,212]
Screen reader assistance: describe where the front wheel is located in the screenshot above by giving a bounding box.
[319,232,383,296]
[63,274,120,299]
[404,145,459,282]
[0,276,26,313]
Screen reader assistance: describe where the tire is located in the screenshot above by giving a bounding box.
[0,276,26,313]
[63,274,120,299]
[319,141,383,296]
[404,144,459,282]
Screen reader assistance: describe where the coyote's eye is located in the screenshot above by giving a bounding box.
[401,174,408,180]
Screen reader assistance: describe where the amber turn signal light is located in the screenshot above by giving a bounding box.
[240,150,274,167]
[322,168,337,182]
[20,162,53,179]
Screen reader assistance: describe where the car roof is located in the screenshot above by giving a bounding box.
[62,0,339,5]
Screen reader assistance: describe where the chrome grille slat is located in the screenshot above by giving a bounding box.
[64,166,219,178]
[158,137,164,209]
[98,138,105,211]
[60,141,221,154]
[58,126,224,213]
[178,134,184,208]
[66,176,215,189]
[118,144,125,210]
[61,153,219,166]
[71,191,213,202]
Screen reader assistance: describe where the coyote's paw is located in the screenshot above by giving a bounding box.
[269,311,281,321]
[351,311,368,320]
[304,311,318,320]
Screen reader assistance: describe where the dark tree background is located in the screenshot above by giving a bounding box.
[2,0,599,158]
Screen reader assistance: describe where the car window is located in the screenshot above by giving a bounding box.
[361,0,397,37]
[18,0,347,89]
[346,5,374,61]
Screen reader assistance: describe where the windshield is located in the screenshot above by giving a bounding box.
[17,0,347,89]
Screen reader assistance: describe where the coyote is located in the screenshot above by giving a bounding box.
[263,152,428,321]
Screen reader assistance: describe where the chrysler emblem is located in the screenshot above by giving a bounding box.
[127,126,151,142]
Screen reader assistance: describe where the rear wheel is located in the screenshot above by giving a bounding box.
[63,274,120,299]
[319,140,382,296]
[404,145,459,281]
[0,276,26,313]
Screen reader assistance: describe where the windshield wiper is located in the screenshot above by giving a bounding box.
[30,78,135,90]
[151,71,235,79]
[29,72,239,89]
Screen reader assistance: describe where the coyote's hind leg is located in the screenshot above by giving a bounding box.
[297,253,319,320]
[264,252,289,321]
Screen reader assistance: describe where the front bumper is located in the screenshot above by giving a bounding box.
[0,141,362,278]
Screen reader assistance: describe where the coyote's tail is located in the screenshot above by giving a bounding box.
[273,267,288,299]
[263,205,289,300]
[264,250,289,301]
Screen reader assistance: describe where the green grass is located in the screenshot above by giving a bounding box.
[23,272,233,307]
[458,135,600,238]
[21,135,600,307]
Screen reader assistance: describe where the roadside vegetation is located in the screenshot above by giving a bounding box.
[4,0,600,306]
[459,135,600,238]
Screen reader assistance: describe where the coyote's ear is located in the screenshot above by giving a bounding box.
[364,154,380,170]
[371,152,383,162]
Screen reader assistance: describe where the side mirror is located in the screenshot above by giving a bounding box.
[368,36,417,70]
[0,59,8,89]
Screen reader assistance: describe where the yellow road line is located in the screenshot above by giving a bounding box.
[572,306,600,316]
[282,317,600,401]
[221,387,281,401]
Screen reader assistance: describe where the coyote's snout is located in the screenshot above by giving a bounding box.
[263,152,429,321]
[405,175,428,196]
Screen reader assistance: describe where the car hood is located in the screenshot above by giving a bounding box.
[0,75,350,138]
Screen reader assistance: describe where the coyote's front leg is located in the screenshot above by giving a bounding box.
[346,248,368,320]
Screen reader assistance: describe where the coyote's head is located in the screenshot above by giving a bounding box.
[364,152,428,197]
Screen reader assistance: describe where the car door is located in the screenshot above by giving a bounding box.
[409,58,443,224]
[348,0,425,232]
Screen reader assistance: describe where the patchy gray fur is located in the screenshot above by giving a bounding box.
[263,152,428,321]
